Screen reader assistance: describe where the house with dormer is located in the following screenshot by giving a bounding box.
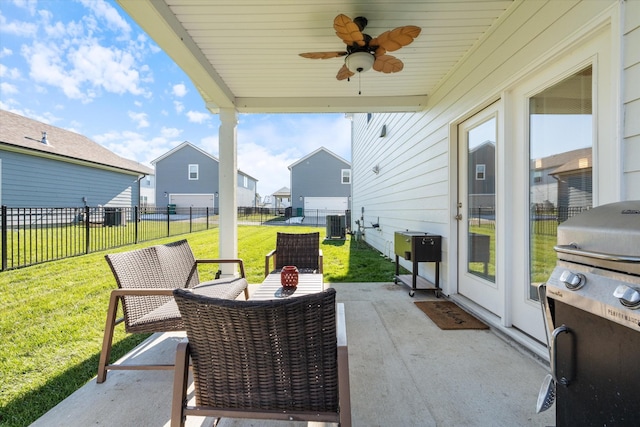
[0,109,152,208]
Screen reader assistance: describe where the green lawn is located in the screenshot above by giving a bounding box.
[0,226,400,427]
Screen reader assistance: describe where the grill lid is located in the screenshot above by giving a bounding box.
[555,201,640,275]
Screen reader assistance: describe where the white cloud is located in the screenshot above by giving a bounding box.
[161,127,182,138]
[22,37,151,102]
[12,0,37,15]
[94,130,182,166]
[174,101,184,114]
[78,0,131,36]
[186,110,211,124]
[172,83,187,97]
[69,41,147,96]
[22,42,87,101]
[237,142,295,196]
[0,64,21,79]
[0,82,19,95]
[128,111,149,128]
[0,47,13,57]
[0,11,38,36]
[200,135,219,156]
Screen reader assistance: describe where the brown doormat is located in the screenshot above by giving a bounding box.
[414,301,489,330]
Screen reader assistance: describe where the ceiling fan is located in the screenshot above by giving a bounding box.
[299,14,421,81]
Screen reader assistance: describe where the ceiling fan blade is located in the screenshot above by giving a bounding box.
[299,51,348,59]
[334,14,365,47]
[371,25,421,52]
[336,64,355,81]
[373,55,404,73]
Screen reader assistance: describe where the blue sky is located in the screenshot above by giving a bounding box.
[0,0,352,198]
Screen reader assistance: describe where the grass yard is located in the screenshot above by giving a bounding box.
[0,226,400,427]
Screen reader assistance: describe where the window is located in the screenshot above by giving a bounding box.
[533,171,542,183]
[341,169,351,184]
[529,66,592,294]
[188,164,199,180]
[475,164,486,180]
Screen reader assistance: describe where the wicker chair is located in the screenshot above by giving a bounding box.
[97,239,249,383]
[171,287,351,427]
[264,232,323,276]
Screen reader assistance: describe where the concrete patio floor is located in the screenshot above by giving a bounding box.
[32,282,555,427]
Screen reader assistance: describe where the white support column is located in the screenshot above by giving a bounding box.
[218,108,238,272]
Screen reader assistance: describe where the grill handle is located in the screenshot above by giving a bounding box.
[554,244,640,263]
[550,325,572,386]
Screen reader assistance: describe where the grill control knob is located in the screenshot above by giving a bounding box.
[559,270,586,290]
[613,285,640,309]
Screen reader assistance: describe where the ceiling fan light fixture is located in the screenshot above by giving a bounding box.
[346,52,374,73]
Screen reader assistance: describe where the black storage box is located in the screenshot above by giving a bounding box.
[394,231,442,262]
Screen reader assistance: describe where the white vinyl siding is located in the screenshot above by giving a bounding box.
[351,0,622,275]
[623,0,640,200]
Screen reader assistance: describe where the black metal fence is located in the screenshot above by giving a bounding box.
[0,205,218,271]
[1,205,350,271]
[530,205,590,236]
[468,205,589,236]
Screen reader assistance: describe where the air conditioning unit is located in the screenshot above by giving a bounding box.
[326,215,346,239]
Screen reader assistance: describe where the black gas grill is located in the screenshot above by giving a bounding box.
[538,201,640,426]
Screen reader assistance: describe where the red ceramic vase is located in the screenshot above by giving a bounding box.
[280,265,299,287]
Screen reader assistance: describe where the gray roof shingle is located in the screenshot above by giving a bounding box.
[0,109,153,175]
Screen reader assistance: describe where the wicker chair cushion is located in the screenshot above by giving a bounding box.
[174,287,339,413]
[128,277,248,333]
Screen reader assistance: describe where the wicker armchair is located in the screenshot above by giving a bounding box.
[264,232,323,276]
[97,239,249,383]
[171,287,351,427]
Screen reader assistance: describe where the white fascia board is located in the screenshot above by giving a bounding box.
[116,0,235,110]
[234,95,429,114]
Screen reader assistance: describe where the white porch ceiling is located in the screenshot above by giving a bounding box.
[117,0,514,113]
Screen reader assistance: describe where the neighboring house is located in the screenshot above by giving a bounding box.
[530,147,592,212]
[0,109,152,208]
[468,141,495,212]
[289,147,351,216]
[350,2,636,352]
[152,141,257,209]
[139,173,156,209]
[271,186,291,210]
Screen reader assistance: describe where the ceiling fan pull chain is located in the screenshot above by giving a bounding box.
[358,72,362,95]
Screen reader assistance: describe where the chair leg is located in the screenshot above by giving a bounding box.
[337,303,351,427]
[338,345,352,427]
[171,339,191,427]
[97,293,120,383]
